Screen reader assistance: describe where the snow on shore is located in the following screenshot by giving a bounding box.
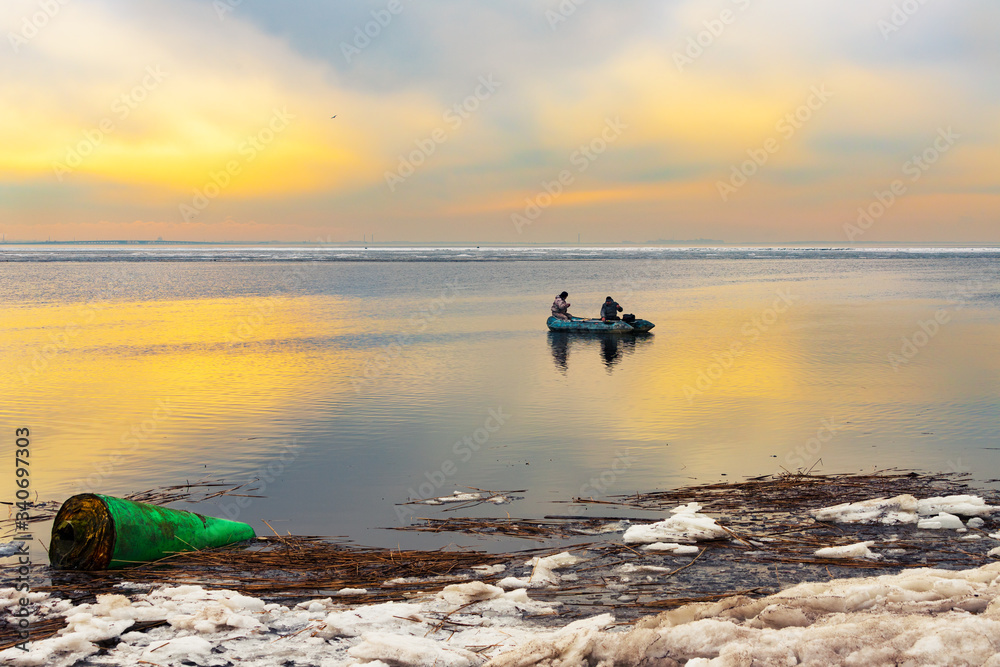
[8,560,1000,666]
[0,579,563,667]
[0,552,584,667]
[487,562,1000,666]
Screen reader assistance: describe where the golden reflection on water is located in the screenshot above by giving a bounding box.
[0,295,354,497]
[533,298,999,482]
[1,274,998,548]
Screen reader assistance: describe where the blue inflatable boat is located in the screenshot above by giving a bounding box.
[546,316,655,333]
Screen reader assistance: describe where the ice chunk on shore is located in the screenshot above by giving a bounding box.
[495,552,582,590]
[348,631,479,666]
[438,581,504,605]
[140,636,212,662]
[642,542,701,555]
[812,494,998,525]
[415,491,483,505]
[0,541,25,557]
[497,577,530,590]
[918,495,998,517]
[810,494,919,524]
[917,512,967,531]
[616,563,672,574]
[623,503,729,544]
[814,541,881,560]
[525,552,582,588]
[318,602,426,638]
[335,588,368,596]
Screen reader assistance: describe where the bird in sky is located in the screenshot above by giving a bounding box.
[331,115,337,118]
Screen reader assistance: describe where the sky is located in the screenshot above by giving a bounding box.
[1,0,998,244]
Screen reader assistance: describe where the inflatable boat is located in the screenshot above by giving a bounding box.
[546,316,654,333]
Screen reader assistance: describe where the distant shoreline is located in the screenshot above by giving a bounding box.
[2,240,998,248]
[3,245,1000,264]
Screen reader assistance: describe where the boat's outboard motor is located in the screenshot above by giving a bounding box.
[623,314,636,323]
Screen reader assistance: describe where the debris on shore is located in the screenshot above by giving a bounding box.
[5,470,1000,664]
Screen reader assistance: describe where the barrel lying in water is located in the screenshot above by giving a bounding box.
[49,494,256,570]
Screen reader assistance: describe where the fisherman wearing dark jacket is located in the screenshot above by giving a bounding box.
[600,296,623,322]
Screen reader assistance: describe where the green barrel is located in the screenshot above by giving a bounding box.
[49,494,255,570]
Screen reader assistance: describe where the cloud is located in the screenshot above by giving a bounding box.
[1,0,446,204]
[1,0,998,241]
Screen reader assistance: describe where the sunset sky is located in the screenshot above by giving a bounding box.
[1,0,997,243]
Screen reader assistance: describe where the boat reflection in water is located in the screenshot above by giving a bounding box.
[547,330,654,372]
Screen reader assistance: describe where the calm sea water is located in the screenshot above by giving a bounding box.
[2,247,999,553]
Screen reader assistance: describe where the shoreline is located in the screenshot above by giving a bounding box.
[4,556,1000,665]
[5,471,1000,664]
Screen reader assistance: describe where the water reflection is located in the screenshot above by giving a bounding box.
[547,331,654,372]
[0,294,355,496]
[4,259,1000,556]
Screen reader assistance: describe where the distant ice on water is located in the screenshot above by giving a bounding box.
[2,244,999,262]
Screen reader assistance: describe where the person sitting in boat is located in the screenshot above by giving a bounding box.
[551,291,574,320]
[600,296,623,322]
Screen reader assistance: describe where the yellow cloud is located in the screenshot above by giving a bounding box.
[0,1,445,202]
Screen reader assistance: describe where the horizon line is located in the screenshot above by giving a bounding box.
[3,239,1000,248]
